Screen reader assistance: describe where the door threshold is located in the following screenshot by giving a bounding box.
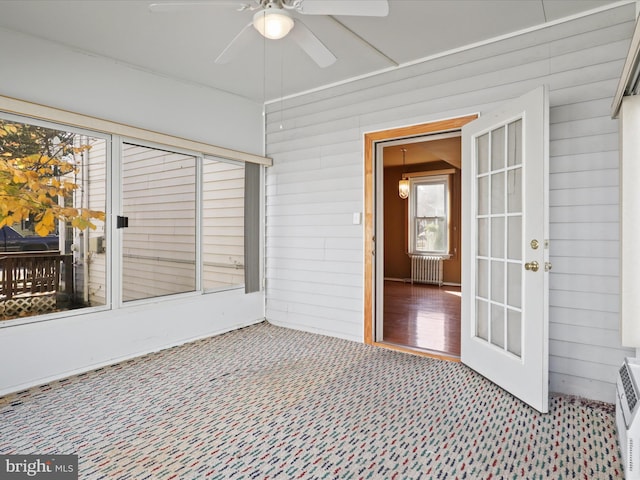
[373,341,460,362]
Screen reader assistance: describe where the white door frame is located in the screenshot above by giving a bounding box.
[363,115,478,359]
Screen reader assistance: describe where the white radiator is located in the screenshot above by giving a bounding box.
[411,255,443,286]
[617,357,640,479]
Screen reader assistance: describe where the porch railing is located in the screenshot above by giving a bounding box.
[0,252,73,317]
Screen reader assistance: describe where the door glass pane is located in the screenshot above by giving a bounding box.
[0,117,107,322]
[475,121,522,349]
[507,119,522,167]
[491,217,504,258]
[491,126,505,171]
[491,304,505,348]
[477,299,489,341]
[491,260,504,303]
[478,175,489,215]
[202,158,245,291]
[477,133,489,175]
[507,216,522,261]
[507,309,522,357]
[122,143,196,302]
[491,172,504,214]
[507,168,522,213]
[477,218,488,257]
[507,262,521,308]
[477,259,488,299]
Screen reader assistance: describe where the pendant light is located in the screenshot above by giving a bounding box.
[398,148,409,199]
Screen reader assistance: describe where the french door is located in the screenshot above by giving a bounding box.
[461,86,549,413]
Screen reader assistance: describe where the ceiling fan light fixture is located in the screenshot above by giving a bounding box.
[253,9,294,40]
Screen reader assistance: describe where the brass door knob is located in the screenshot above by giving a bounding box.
[524,261,539,272]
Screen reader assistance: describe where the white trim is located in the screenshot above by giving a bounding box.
[112,135,123,309]
[0,94,273,166]
[267,1,634,105]
[612,14,640,117]
[620,95,640,346]
[403,169,456,179]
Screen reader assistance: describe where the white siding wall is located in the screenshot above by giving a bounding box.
[202,159,246,290]
[122,144,197,301]
[85,137,108,307]
[265,4,635,402]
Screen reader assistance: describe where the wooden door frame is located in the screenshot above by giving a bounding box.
[363,114,478,359]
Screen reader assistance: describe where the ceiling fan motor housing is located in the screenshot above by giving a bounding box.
[252,3,294,39]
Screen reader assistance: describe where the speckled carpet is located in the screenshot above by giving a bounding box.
[0,322,623,479]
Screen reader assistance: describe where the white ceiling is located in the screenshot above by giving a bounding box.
[0,0,622,103]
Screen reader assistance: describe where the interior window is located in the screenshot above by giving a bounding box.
[409,175,449,255]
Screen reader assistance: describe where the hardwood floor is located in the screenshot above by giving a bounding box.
[383,280,461,356]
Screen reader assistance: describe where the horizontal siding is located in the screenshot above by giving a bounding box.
[86,137,108,307]
[122,144,197,300]
[121,150,247,297]
[202,159,245,289]
[551,306,619,330]
[264,4,635,402]
[271,7,632,113]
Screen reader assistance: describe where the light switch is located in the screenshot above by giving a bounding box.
[352,212,362,225]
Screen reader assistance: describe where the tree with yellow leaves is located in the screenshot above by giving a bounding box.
[0,120,105,237]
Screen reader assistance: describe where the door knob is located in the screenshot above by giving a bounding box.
[524,261,539,272]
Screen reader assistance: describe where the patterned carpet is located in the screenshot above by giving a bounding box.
[0,322,623,479]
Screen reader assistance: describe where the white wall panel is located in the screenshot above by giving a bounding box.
[550,187,619,206]
[265,4,636,402]
[550,222,619,240]
[550,273,619,294]
[0,28,263,155]
[551,306,619,329]
[0,290,264,396]
[551,150,619,173]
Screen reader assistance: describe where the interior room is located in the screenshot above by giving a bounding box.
[382,136,462,357]
[0,0,639,477]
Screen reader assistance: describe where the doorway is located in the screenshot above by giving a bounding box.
[365,88,549,411]
[363,115,478,360]
[381,135,462,356]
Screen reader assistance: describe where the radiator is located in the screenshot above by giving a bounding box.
[617,357,640,479]
[411,255,443,286]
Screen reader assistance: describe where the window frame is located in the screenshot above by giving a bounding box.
[0,94,269,328]
[408,173,451,256]
[201,155,248,294]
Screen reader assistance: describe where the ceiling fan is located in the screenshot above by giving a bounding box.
[148,0,389,68]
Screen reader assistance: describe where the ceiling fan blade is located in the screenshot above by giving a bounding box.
[296,0,389,17]
[289,20,336,68]
[215,22,257,64]
[148,2,243,13]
